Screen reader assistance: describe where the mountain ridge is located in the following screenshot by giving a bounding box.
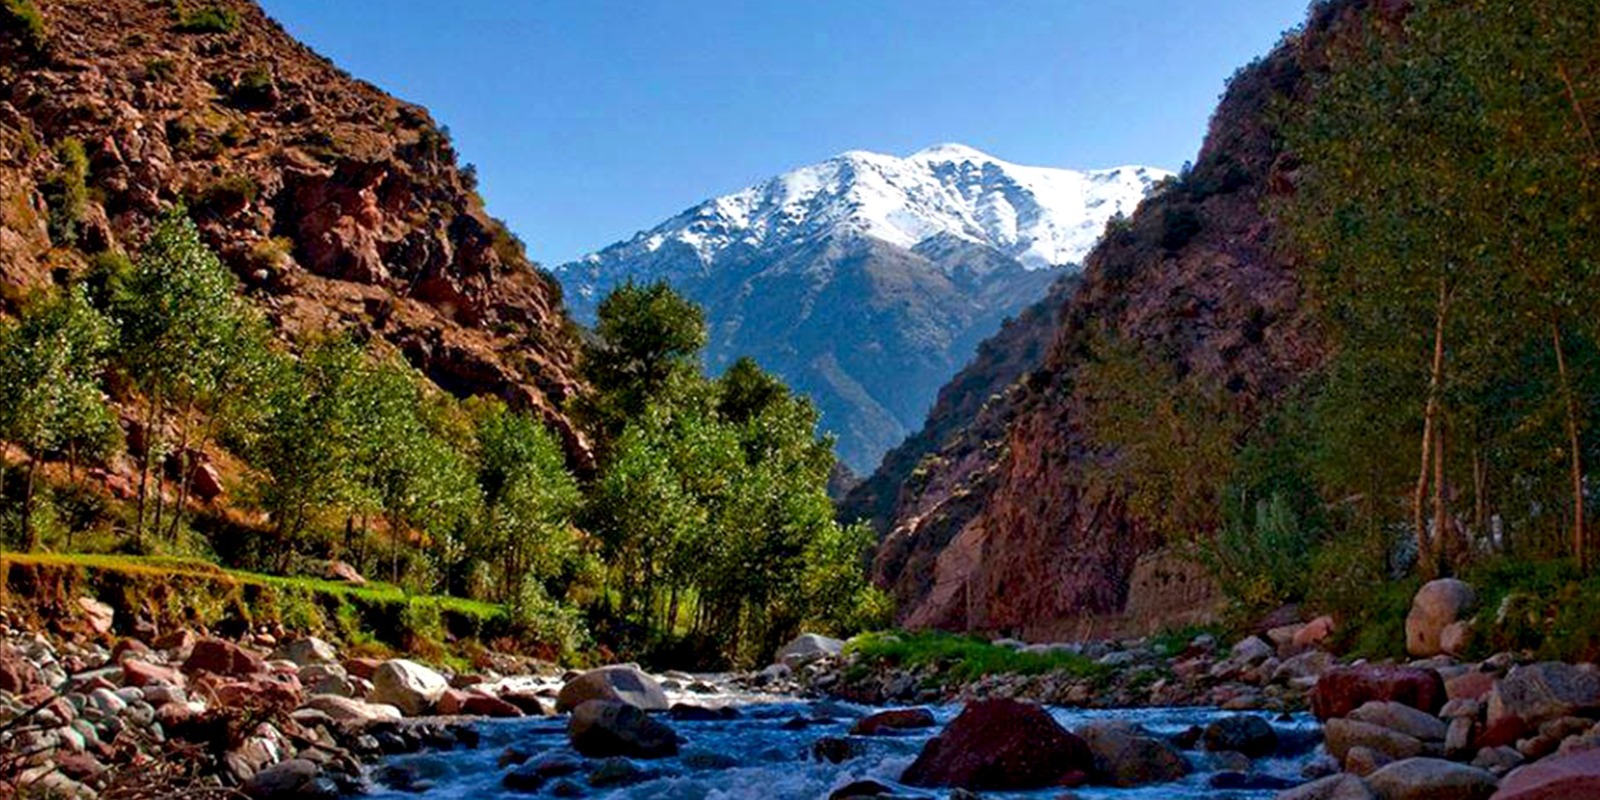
[557,145,1169,470]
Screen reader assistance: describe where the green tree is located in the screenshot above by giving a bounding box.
[578,279,707,443]
[0,285,114,549]
[117,210,270,547]
[469,399,583,613]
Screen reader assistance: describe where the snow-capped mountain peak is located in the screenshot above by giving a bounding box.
[567,145,1170,280]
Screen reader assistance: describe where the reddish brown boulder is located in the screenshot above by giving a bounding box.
[183,639,265,678]
[435,688,469,715]
[901,699,1093,790]
[122,659,185,689]
[462,692,525,718]
[1448,671,1497,702]
[0,646,41,694]
[344,658,382,680]
[1491,747,1600,800]
[155,629,198,657]
[1475,714,1528,750]
[190,463,224,501]
[211,672,303,709]
[851,707,937,736]
[1311,666,1446,721]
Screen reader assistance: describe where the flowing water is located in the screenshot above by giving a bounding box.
[362,691,1323,800]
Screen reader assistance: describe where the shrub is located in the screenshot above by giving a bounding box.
[190,174,258,216]
[231,67,275,108]
[145,58,177,82]
[1204,494,1314,615]
[42,138,89,247]
[174,4,238,34]
[1159,205,1203,251]
[847,630,1107,683]
[1,0,48,53]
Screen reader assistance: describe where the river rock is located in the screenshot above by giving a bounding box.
[829,780,900,799]
[1367,757,1497,800]
[1077,720,1188,787]
[776,633,845,667]
[900,698,1093,790]
[1349,701,1448,742]
[121,658,184,689]
[1487,662,1600,729]
[1275,773,1377,800]
[302,694,402,724]
[270,637,338,667]
[850,707,935,735]
[1326,718,1426,762]
[1406,579,1476,658]
[370,659,449,716]
[1312,666,1447,720]
[556,665,669,713]
[568,700,678,759]
[77,597,115,635]
[242,758,338,800]
[1204,714,1279,758]
[1276,650,1337,685]
[1490,746,1600,799]
[183,638,264,677]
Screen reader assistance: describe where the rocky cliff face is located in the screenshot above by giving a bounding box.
[0,0,585,460]
[860,0,1392,638]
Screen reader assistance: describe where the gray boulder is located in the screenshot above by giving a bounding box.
[1487,661,1600,728]
[1348,701,1448,742]
[556,665,670,713]
[775,633,845,667]
[1076,720,1188,787]
[369,659,449,715]
[1365,757,1496,800]
[242,759,338,800]
[1274,774,1376,800]
[1405,579,1475,658]
[568,700,679,759]
[1325,718,1425,763]
[270,637,338,667]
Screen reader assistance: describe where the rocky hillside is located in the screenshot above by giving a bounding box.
[858,1,1387,637]
[558,146,1166,472]
[0,0,586,460]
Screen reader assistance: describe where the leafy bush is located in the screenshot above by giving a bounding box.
[190,175,258,215]
[42,138,89,247]
[1203,493,1314,616]
[174,4,238,34]
[232,68,275,108]
[1,0,48,52]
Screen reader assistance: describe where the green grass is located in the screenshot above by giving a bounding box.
[0,552,510,659]
[846,630,1109,683]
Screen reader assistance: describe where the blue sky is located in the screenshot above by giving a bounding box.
[259,1,1310,265]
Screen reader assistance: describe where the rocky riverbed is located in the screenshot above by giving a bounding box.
[5,579,1600,799]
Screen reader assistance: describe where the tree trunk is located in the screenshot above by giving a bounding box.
[1552,318,1588,571]
[21,453,39,552]
[167,411,217,542]
[1432,421,1451,572]
[1472,448,1487,543]
[1413,279,1450,576]
[133,395,161,547]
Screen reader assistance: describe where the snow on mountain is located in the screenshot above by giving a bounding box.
[554,145,1170,472]
[560,145,1170,308]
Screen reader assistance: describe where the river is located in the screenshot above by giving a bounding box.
[361,695,1322,799]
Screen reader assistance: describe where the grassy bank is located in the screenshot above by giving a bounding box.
[845,630,1110,683]
[0,552,521,665]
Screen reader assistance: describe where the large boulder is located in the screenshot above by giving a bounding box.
[1312,666,1447,721]
[1275,774,1377,800]
[567,700,679,759]
[1490,747,1600,800]
[183,639,265,677]
[1204,714,1280,758]
[369,659,449,716]
[1406,579,1476,658]
[900,698,1093,790]
[775,633,845,667]
[1366,757,1497,800]
[556,665,669,713]
[1076,720,1188,787]
[1325,718,1426,763]
[1487,662,1600,729]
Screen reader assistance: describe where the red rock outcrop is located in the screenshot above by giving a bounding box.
[861,1,1393,637]
[0,0,586,464]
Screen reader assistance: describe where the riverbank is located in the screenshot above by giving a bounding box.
[4,577,1600,798]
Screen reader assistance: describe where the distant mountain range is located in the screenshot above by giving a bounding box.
[556,145,1169,471]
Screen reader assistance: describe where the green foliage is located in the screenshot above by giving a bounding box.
[0,285,115,548]
[1204,493,1315,616]
[579,279,708,440]
[847,630,1107,683]
[173,3,238,34]
[42,138,89,248]
[190,175,259,216]
[1075,335,1238,542]
[1,0,48,53]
